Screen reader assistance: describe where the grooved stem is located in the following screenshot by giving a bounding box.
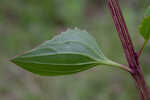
[107,0,150,99]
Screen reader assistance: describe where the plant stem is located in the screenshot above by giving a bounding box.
[107,0,150,99]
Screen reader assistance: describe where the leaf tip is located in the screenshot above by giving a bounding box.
[10,53,22,65]
[10,56,17,64]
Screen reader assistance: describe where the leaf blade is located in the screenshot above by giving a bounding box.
[11,28,126,76]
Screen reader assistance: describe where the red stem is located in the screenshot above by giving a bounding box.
[107,0,150,100]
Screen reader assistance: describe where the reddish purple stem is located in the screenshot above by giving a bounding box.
[107,0,150,100]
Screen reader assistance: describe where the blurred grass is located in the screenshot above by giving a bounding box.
[0,0,150,100]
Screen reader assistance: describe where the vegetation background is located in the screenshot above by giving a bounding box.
[0,0,150,100]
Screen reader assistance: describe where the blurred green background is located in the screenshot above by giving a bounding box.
[0,0,150,100]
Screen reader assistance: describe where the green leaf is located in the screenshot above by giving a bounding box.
[11,28,125,76]
[145,6,150,17]
[139,7,150,40]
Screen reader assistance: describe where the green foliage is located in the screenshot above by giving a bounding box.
[139,7,150,40]
[1,0,149,99]
[145,6,150,16]
[11,28,124,76]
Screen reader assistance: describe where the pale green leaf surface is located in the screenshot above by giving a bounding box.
[11,28,118,76]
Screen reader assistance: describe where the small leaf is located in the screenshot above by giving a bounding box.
[139,7,150,40]
[11,28,123,76]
